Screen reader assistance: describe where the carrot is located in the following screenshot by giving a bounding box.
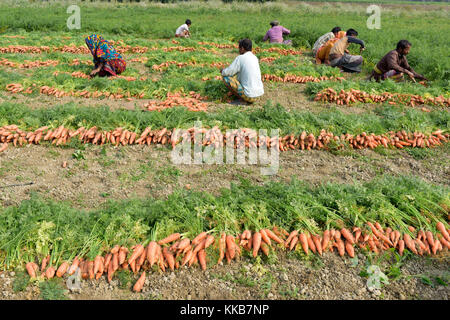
[92,256,101,275]
[438,234,450,249]
[260,243,270,256]
[299,233,308,255]
[112,252,119,271]
[403,233,418,254]
[41,255,50,273]
[130,259,137,273]
[226,235,237,259]
[312,235,322,255]
[264,228,284,245]
[252,232,262,258]
[147,241,158,267]
[285,230,298,247]
[307,234,316,254]
[68,256,79,275]
[367,222,393,246]
[107,261,114,283]
[158,233,181,245]
[217,233,226,265]
[425,231,435,248]
[133,271,146,292]
[26,262,38,278]
[98,257,105,275]
[204,235,215,249]
[45,267,55,279]
[128,244,144,264]
[260,229,271,246]
[432,239,440,255]
[192,232,208,246]
[322,230,330,252]
[104,254,111,269]
[162,247,175,271]
[436,222,450,242]
[398,240,405,256]
[334,230,341,241]
[88,261,95,280]
[345,241,355,258]
[176,238,191,251]
[182,248,194,267]
[56,262,69,277]
[341,228,355,244]
[198,249,207,270]
[336,239,345,257]
[289,235,298,251]
[111,245,120,254]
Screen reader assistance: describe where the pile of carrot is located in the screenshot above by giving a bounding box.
[151,61,226,71]
[0,58,59,69]
[262,74,346,84]
[0,44,151,55]
[142,92,209,112]
[315,88,450,107]
[5,83,146,100]
[55,71,139,82]
[197,41,238,49]
[23,221,449,292]
[0,125,448,153]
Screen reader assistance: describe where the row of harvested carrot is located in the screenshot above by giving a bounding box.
[315,88,450,107]
[0,44,150,54]
[55,70,141,82]
[5,83,145,100]
[0,58,59,69]
[262,74,345,84]
[23,221,450,292]
[151,60,226,71]
[143,92,209,112]
[0,125,448,153]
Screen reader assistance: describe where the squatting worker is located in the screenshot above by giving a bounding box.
[312,27,346,56]
[175,19,191,38]
[329,28,365,73]
[368,40,428,82]
[85,34,126,78]
[221,39,264,104]
[263,20,292,45]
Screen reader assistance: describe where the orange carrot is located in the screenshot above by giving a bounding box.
[345,241,355,258]
[192,232,208,246]
[226,235,237,259]
[107,261,114,283]
[425,231,434,248]
[252,232,262,258]
[110,245,120,254]
[68,256,80,275]
[217,233,226,265]
[299,234,308,255]
[398,240,405,256]
[312,235,322,255]
[158,233,181,245]
[133,271,146,292]
[56,262,69,277]
[198,249,207,270]
[176,238,191,251]
[403,233,418,254]
[162,247,175,271]
[88,261,95,280]
[322,230,330,252]
[436,222,450,242]
[289,235,298,251]
[341,228,355,244]
[204,235,215,249]
[260,229,271,246]
[147,241,158,267]
[93,255,102,274]
[260,243,270,256]
[41,255,50,273]
[285,230,298,246]
[45,267,55,279]
[112,252,119,271]
[307,234,316,254]
[182,248,194,267]
[137,248,147,267]
[336,239,345,257]
[128,244,144,264]
[26,262,38,278]
[264,228,284,245]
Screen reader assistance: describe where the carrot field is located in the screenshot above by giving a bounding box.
[0,0,449,302]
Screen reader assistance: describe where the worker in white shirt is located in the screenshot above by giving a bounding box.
[175,19,191,38]
[220,39,264,104]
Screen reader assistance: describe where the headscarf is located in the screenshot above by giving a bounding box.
[85,34,122,63]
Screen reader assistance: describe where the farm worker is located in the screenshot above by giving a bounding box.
[368,40,428,82]
[175,19,191,38]
[312,27,346,56]
[221,39,264,104]
[262,20,292,45]
[85,34,126,78]
[315,37,340,65]
[328,28,365,73]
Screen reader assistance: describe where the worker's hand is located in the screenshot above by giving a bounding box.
[406,71,416,82]
[360,47,365,53]
[344,49,350,54]
[89,69,99,78]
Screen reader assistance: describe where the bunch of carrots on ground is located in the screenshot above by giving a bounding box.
[23,220,449,292]
[315,88,450,107]
[1,124,448,153]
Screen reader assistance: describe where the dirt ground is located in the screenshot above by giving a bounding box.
[1,250,448,300]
